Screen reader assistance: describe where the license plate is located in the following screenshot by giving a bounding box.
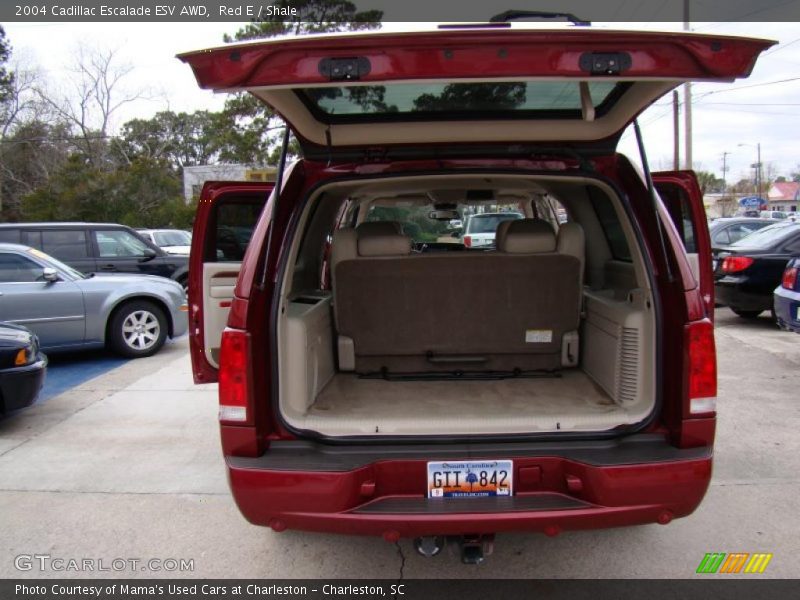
[427,460,513,498]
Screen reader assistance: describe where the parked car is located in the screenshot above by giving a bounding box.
[0,244,188,358]
[0,223,190,292]
[462,212,524,248]
[180,25,771,557]
[774,257,800,333]
[759,210,788,220]
[708,217,778,250]
[714,221,800,318]
[0,322,47,415]
[137,229,192,256]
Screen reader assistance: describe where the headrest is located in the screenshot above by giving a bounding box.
[497,219,556,254]
[557,222,585,261]
[356,221,402,238]
[358,234,412,257]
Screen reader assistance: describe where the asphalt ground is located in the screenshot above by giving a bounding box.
[0,309,798,579]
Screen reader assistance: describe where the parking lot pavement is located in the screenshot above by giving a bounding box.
[1,309,799,579]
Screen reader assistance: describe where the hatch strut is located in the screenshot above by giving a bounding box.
[489,10,591,26]
[633,119,674,283]
[259,123,292,289]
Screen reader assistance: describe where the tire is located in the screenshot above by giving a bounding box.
[108,300,168,358]
[731,308,763,319]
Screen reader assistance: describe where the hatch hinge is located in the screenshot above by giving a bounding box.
[579,52,632,76]
[318,57,371,82]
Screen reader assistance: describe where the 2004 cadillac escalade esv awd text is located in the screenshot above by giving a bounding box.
[179,24,772,560]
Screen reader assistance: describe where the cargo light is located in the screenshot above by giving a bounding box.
[782,266,798,290]
[720,256,754,273]
[218,329,252,424]
[686,319,717,415]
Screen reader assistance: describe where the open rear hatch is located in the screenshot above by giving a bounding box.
[179,26,772,158]
[181,26,770,439]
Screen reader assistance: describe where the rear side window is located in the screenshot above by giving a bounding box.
[0,252,42,283]
[41,230,89,260]
[208,199,263,262]
[22,230,42,249]
[0,229,20,244]
[588,188,632,262]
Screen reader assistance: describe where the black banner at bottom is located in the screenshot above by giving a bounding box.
[3,580,800,600]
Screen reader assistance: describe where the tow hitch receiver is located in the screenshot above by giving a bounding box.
[455,534,495,565]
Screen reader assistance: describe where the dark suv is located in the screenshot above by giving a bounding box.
[0,223,189,290]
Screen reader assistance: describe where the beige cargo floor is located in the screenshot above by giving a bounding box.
[298,370,638,436]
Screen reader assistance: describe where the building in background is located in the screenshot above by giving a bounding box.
[183,165,276,201]
[767,182,800,212]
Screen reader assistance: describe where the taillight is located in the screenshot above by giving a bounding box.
[685,319,717,416]
[782,266,798,290]
[218,329,252,424]
[720,256,754,273]
[463,235,472,248]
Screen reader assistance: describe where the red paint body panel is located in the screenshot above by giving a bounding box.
[228,455,711,537]
[188,181,273,384]
[179,29,771,90]
[178,25,770,538]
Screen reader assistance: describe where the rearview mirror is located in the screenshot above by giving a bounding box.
[42,267,59,282]
[428,209,460,221]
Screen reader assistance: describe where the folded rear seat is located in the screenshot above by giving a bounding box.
[332,219,584,374]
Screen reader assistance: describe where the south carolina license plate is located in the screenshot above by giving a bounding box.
[427,460,513,498]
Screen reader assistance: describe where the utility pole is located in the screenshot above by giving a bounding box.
[756,142,762,200]
[683,0,693,170]
[721,151,730,193]
[672,90,680,170]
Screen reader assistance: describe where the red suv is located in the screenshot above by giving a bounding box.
[181,26,771,561]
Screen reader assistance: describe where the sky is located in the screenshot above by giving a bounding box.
[4,20,800,184]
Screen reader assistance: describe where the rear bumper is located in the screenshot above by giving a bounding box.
[0,354,47,414]
[774,286,800,332]
[225,435,713,537]
[715,278,772,311]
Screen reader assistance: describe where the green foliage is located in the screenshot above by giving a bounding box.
[21,156,194,228]
[0,26,13,103]
[694,170,725,195]
[223,0,381,42]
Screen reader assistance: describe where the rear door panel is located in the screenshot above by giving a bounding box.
[654,171,714,316]
[189,182,272,383]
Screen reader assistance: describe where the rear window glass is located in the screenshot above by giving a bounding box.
[465,213,523,234]
[209,199,264,262]
[0,229,20,244]
[299,81,625,122]
[731,222,799,249]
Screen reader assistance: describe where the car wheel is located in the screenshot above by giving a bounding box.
[108,301,168,358]
[731,308,762,319]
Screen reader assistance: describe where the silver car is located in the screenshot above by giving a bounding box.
[0,243,188,358]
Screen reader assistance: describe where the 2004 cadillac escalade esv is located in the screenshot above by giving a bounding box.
[179,24,772,561]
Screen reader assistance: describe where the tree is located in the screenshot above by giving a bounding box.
[0,26,14,103]
[35,45,151,167]
[220,0,383,164]
[694,170,725,195]
[223,0,382,42]
[116,110,218,168]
